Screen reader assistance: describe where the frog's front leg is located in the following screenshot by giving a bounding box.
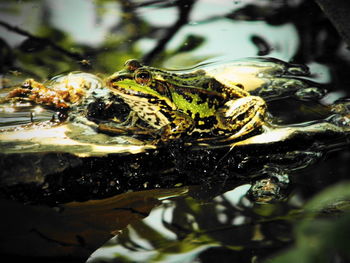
[216,96,267,140]
[159,111,195,141]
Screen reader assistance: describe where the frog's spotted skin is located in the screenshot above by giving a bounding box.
[106,59,267,141]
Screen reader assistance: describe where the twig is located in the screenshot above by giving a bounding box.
[142,0,197,64]
[314,0,350,48]
[0,20,84,61]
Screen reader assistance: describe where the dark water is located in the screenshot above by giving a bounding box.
[1,1,350,263]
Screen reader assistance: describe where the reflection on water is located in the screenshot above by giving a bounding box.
[0,103,54,129]
[1,0,350,262]
[88,185,254,263]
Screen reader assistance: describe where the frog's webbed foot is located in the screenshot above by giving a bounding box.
[117,111,139,126]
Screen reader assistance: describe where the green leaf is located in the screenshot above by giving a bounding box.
[304,181,350,212]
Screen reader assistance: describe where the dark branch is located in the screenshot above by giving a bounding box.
[0,20,85,61]
[142,0,197,64]
[314,0,350,48]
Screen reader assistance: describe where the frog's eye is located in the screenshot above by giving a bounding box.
[134,70,152,85]
[124,59,142,71]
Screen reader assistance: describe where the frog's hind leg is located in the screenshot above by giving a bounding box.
[217,96,267,142]
[98,122,158,136]
[159,111,195,141]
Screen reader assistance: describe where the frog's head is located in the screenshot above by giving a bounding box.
[106,59,173,102]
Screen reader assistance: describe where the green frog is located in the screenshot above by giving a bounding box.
[106,59,267,142]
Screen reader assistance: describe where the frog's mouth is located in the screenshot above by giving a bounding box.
[107,78,159,99]
[109,84,145,97]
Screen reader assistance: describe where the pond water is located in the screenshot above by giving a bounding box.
[1,0,350,263]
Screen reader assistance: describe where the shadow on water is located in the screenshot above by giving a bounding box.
[1,0,350,262]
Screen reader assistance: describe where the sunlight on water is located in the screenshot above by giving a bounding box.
[0,104,54,129]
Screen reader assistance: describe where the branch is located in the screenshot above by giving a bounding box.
[142,0,197,64]
[0,20,85,61]
[314,0,350,48]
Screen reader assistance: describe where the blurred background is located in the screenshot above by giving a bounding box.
[1,1,350,263]
[2,0,349,88]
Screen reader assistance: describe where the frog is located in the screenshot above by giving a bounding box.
[105,59,267,142]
